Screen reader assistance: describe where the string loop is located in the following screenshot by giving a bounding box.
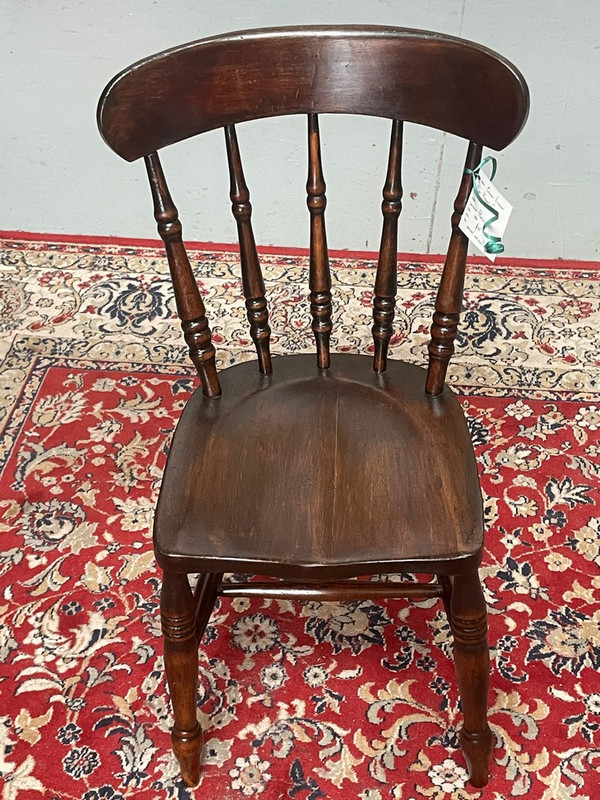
[465,156,504,255]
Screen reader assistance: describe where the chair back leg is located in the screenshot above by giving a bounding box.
[194,572,222,644]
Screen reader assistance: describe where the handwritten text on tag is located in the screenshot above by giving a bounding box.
[459,172,513,262]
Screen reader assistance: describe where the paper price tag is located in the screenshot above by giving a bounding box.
[459,171,513,262]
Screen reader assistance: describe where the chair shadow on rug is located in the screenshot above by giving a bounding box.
[97,26,529,789]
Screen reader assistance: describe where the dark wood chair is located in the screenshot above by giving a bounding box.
[97,26,529,789]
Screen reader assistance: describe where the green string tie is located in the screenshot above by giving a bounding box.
[465,156,504,255]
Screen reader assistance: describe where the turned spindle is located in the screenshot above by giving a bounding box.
[144,152,220,397]
[425,141,483,396]
[225,125,272,374]
[373,119,403,373]
[306,113,333,369]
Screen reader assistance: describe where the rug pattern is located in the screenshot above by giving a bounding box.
[0,238,599,799]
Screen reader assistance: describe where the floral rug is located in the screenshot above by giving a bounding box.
[0,236,599,800]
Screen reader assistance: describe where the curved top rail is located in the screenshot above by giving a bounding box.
[98,25,529,161]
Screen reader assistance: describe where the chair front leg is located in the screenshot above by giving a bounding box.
[161,571,202,787]
[449,570,493,788]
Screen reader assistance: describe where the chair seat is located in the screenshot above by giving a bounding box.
[154,353,483,578]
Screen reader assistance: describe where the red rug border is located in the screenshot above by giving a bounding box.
[2,229,599,271]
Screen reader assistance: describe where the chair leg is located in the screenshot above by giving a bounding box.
[194,572,222,645]
[161,571,203,787]
[438,574,453,620]
[449,571,493,788]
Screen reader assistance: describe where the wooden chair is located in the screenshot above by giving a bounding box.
[97,26,529,789]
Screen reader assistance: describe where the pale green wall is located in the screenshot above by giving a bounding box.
[2,1,599,259]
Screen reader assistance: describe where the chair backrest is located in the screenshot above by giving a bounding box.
[97,25,529,398]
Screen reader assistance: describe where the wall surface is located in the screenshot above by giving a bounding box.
[2,1,599,259]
